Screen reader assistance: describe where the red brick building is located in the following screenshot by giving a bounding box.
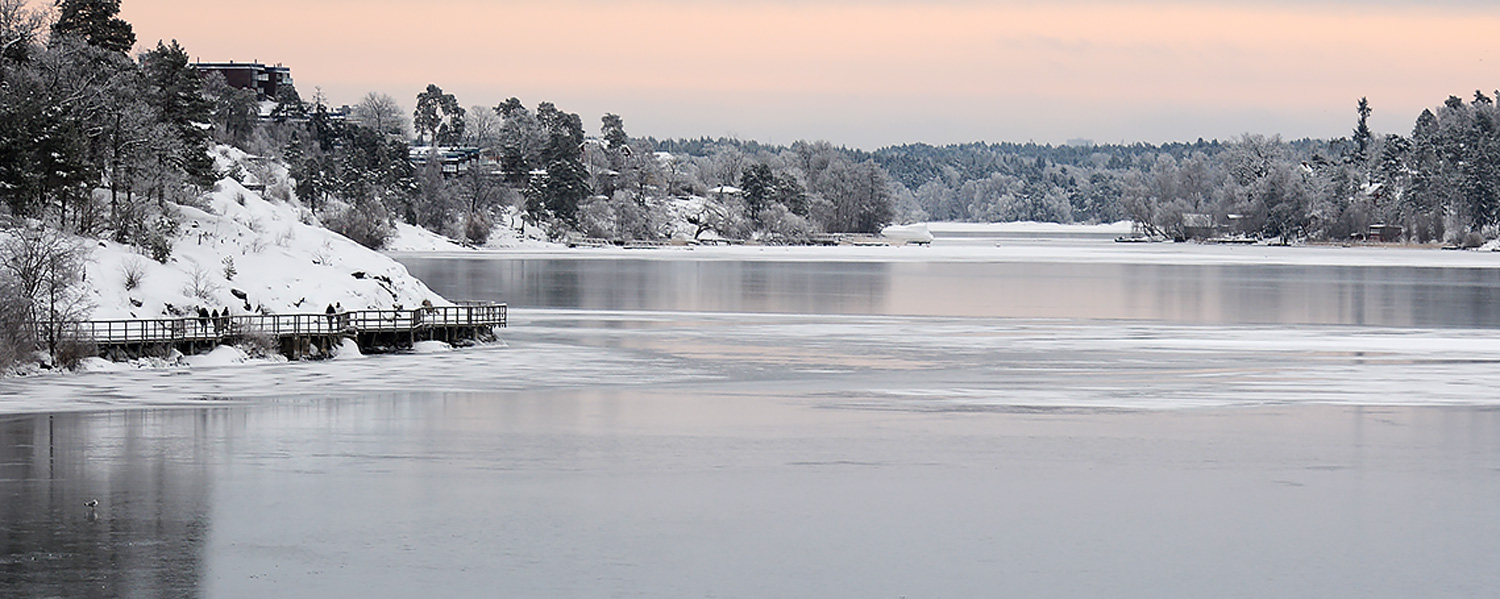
[193,61,293,100]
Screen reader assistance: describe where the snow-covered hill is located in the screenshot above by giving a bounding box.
[82,148,449,322]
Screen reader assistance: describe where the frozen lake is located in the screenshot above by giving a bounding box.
[397,232,1500,328]
[3,231,1500,597]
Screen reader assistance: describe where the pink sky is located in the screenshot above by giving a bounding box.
[119,0,1500,149]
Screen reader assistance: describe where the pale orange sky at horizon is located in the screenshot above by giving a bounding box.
[116,0,1500,149]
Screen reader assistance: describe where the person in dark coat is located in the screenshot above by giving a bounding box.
[197,306,210,330]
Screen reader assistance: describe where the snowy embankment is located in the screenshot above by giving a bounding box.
[85,147,449,321]
[922,221,1135,235]
[35,145,466,373]
[390,219,1500,271]
[383,220,563,252]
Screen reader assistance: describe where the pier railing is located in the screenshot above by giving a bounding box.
[32,302,507,348]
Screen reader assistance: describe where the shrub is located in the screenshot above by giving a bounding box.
[325,198,394,250]
[230,328,278,359]
[121,256,147,290]
[464,211,492,246]
[184,263,221,302]
[52,333,97,370]
[0,277,35,370]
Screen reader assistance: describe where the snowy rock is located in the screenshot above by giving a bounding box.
[182,345,250,368]
[411,340,454,354]
[332,338,365,360]
[881,223,934,245]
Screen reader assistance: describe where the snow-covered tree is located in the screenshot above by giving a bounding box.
[413,84,464,146]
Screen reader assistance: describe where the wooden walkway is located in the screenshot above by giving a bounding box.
[34,301,506,359]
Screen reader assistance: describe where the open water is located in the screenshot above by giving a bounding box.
[2,231,1499,598]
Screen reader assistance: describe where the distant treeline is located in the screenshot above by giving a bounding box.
[861,93,1500,245]
[658,91,1500,246]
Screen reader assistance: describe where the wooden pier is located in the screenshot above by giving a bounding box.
[33,302,507,360]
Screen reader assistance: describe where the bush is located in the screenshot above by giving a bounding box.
[184,263,221,302]
[1461,231,1485,249]
[464,211,491,245]
[757,204,816,244]
[265,179,293,203]
[0,277,35,370]
[121,256,147,290]
[0,225,91,370]
[325,198,394,250]
[52,333,98,370]
[230,328,278,359]
[577,197,617,240]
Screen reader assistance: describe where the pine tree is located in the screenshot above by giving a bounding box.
[413,84,464,146]
[51,0,134,54]
[740,163,775,220]
[534,102,588,226]
[139,40,213,187]
[1352,97,1372,163]
[601,113,628,152]
[495,98,540,187]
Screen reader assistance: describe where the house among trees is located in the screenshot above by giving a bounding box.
[1180,213,1218,239]
[1365,224,1404,243]
[409,147,486,175]
[193,61,293,100]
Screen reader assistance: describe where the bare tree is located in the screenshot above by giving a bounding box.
[0,223,91,361]
[0,0,47,70]
[462,105,502,150]
[351,91,408,140]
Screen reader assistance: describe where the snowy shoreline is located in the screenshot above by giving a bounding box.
[383,218,1500,270]
[387,235,1500,270]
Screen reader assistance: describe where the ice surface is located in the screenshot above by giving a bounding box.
[6,309,1500,415]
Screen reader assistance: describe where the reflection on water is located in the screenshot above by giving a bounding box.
[8,234,1500,597]
[401,256,1500,328]
[2,396,1499,598]
[0,412,216,596]
[408,258,894,315]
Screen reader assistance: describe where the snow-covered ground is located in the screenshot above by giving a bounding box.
[383,216,563,252]
[84,147,449,321]
[386,217,1500,270]
[84,180,447,319]
[392,231,1500,270]
[923,220,1134,235]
